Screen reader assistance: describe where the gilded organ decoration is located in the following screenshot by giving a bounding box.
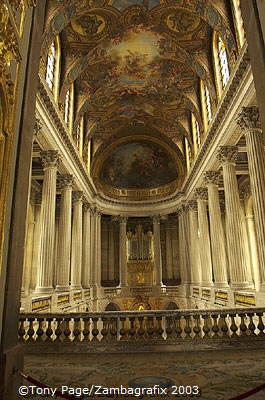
[127,220,154,286]
[127,224,153,261]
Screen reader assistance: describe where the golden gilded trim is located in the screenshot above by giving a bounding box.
[193,287,200,296]
[202,289,211,298]
[92,135,185,201]
[0,4,21,67]
[73,291,82,301]
[57,294,70,305]
[32,298,51,311]
[127,260,154,273]
[235,293,256,307]
[215,290,228,302]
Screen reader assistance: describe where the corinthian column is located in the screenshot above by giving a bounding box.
[187,201,201,285]
[237,106,265,289]
[70,191,83,289]
[119,216,127,287]
[55,174,74,292]
[177,206,191,284]
[194,188,213,286]
[153,215,163,286]
[95,211,102,286]
[35,150,60,294]
[204,171,228,287]
[217,146,252,289]
[82,202,91,288]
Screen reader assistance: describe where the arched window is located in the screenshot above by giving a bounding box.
[45,42,56,89]
[218,35,230,88]
[185,137,192,172]
[64,83,74,132]
[45,36,61,101]
[231,0,245,48]
[201,81,213,131]
[191,113,201,154]
[74,117,84,156]
[64,89,70,124]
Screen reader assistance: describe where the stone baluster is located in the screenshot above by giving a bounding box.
[203,171,229,287]
[82,202,92,289]
[35,150,60,294]
[153,215,163,286]
[56,174,74,292]
[194,188,213,287]
[217,146,252,289]
[70,191,83,289]
[237,106,265,289]
[187,201,201,285]
[119,216,127,287]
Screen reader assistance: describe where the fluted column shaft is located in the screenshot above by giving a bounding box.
[31,196,42,291]
[237,107,265,287]
[195,188,213,286]
[56,175,74,291]
[217,146,252,289]
[153,216,163,286]
[165,223,173,280]
[119,217,127,286]
[108,221,115,282]
[35,151,60,294]
[70,191,83,289]
[82,203,91,288]
[188,202,201,285]
[96,212,102,286]
[178,206,191,284]
[203,174,228,287]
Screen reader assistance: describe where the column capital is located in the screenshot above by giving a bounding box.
[83,202,91,212]
[236,106,262,132]
[187,200,197,211]
[40,150,60,169]
[194,187,208,201]
[118,215,128,224]
[152,215,161,224]
[58,174,74,189]
[217,146,238,165]
[72,191,84,203]
[203,170,220,186]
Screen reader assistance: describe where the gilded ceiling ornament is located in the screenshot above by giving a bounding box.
[40,150,61,168]
[0,4,21,68]
[216,146,238,164]
[236,106,262,132]
[203,170,220,186]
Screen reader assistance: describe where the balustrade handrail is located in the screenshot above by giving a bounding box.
[19,306,265,319]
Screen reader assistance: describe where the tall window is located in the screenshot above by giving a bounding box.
[204,85,212,124]
[231,0,245,48]
[185,137,192,172]
[218,36,230,88]
[64,89,70,125]
[191,113,202,155]
[45,42,56,89]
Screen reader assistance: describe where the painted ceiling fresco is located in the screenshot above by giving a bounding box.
[43,0,237,200]
[100,141,178,189]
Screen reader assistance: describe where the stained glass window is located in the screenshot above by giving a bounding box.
[218,36,230,88]
[45,42,56,89]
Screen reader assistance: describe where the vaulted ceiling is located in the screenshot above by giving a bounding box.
[41,0,238,201]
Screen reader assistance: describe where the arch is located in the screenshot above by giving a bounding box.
[105,302,121,311]
[164,301,179,310]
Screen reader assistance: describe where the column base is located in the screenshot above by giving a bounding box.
[258,282,265,291]
[214,282,230,288]
[55,285,70,292]
[230,282,254,290]
[200,282,214,287]
[70,285,82,290]
[34,286,54,294]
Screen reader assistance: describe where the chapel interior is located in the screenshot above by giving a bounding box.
[1,0,265,399]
